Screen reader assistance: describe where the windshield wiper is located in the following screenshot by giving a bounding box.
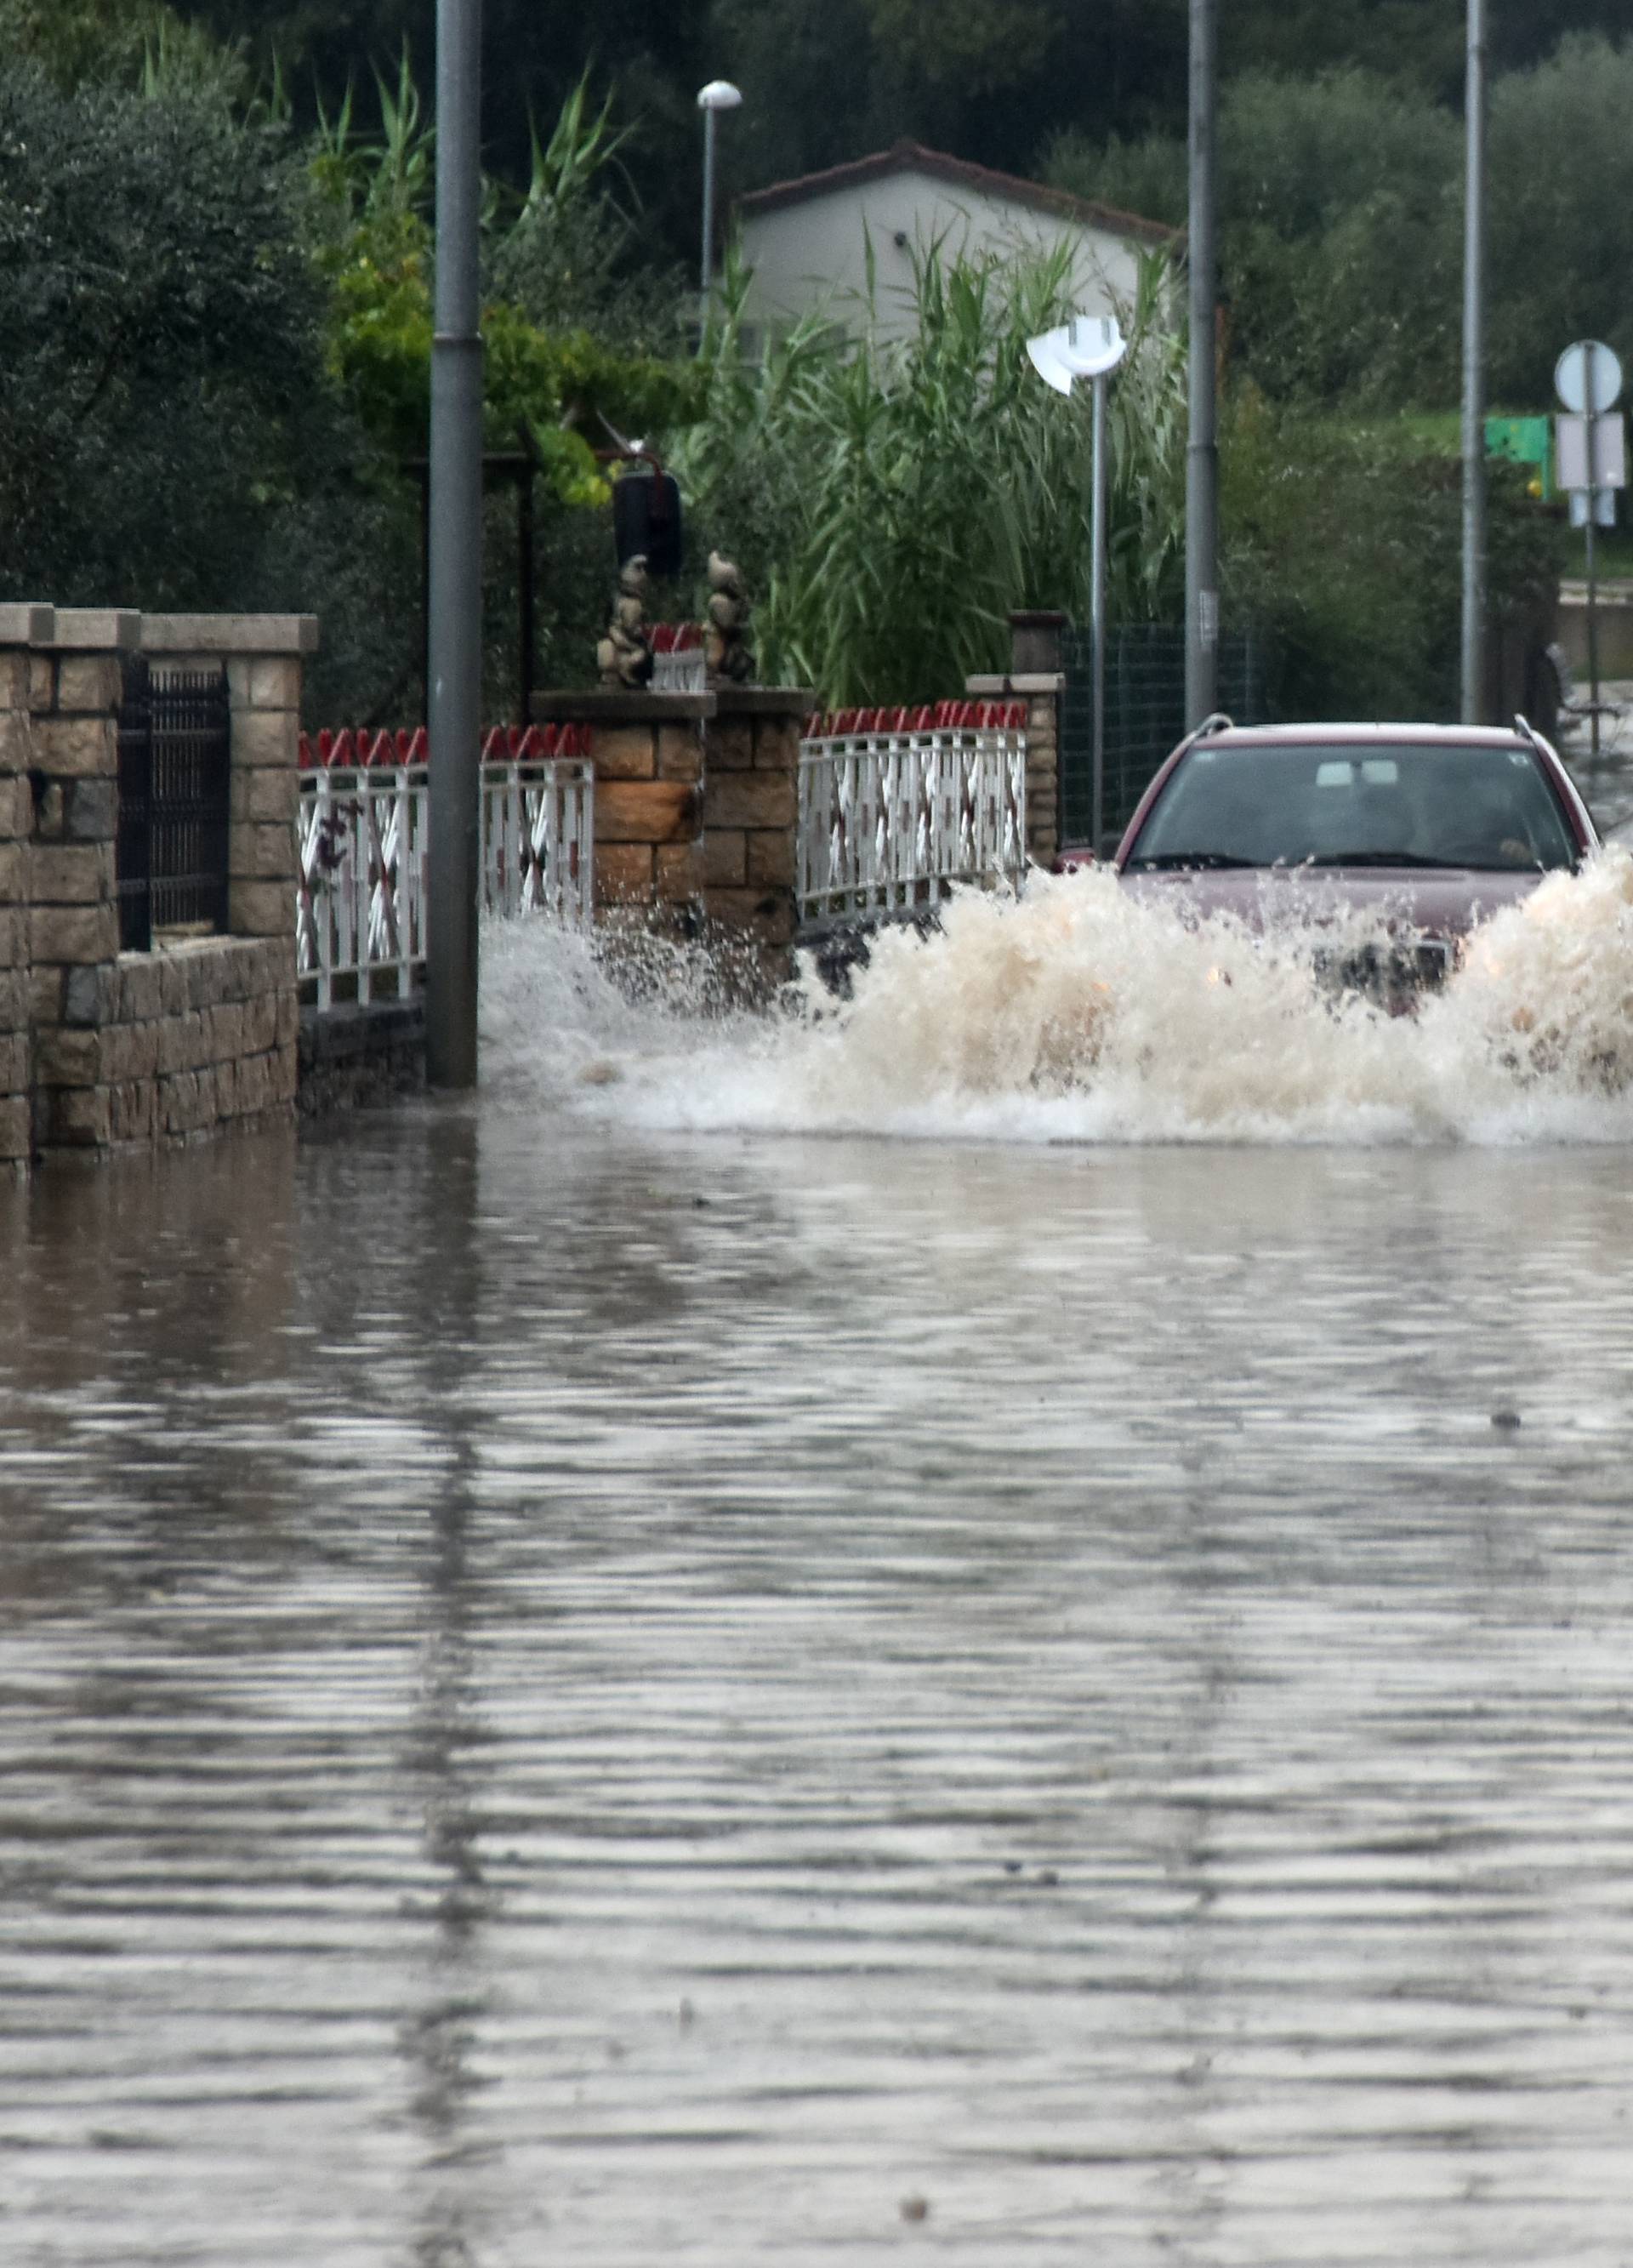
[1304,851,1471,869]
[1124,852,1256,871]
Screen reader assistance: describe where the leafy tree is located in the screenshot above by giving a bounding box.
[1222,396,1561,719]
[1050,68,1463,407]
[0,0,241,93]
[153,0,1633,273]
[1487,35,1633,403]
[310,58,702,481]
[0,60,344,609]
[1052,36,1633,418]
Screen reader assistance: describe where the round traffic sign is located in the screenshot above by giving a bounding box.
[1556,339,1624,414]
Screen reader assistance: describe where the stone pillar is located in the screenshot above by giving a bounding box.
[701,687,816,995]
[28,608,136,1151]
[532,690,708,933]
[139,617,314,1125]
[0,605,52,1169]
[140,615,314,944]
[967,610,1069,869]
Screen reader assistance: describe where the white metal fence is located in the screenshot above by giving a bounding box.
[650,624,707,694]
[297,732,595,1006]
[797,701,1028,923]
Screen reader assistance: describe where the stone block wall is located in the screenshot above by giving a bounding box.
[700,687,811,989]
[28,610,136,1154]
[967,612,1068,869]
[0,605,315,1170]
[533,690,709,934]
[0,608,50,1169]
[533,683,816,994]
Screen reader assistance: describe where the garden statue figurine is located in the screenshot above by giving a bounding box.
[598,555,655,689]
[704,550,755,685]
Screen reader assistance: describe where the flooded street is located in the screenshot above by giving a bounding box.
[7,863,1633,2263]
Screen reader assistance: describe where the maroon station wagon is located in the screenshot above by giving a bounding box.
[1056,717,1600,1005]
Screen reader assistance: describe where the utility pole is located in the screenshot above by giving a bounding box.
[426,0,484,1088]
[1186,0,1219,728]
[1459,0,1488,723]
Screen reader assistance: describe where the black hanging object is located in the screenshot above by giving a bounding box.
[613,470,685,579]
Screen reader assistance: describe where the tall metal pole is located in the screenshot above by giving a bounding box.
[426,0,484,1089]
[1586,503,1601,757]
[1585,361,1603,759]
[700,105,718,301]
[1090,371,1109,854]
[1459,0,1488,724]
[1186,0,1219,728]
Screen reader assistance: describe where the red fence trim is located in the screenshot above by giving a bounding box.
[799,697,1027,741]
[651,622,704,653]
[299,721,590,770]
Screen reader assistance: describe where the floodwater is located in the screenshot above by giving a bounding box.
[7,823,1633,2264]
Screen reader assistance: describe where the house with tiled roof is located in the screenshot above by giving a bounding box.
[734,140,1179,344]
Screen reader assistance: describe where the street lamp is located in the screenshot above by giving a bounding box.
[1186,0,1218,731]
[1027,314,1129,857]
[697,79,743,305]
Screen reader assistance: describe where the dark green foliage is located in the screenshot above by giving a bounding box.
[1050,69,1463,408]
[1051,39,1633,414]
[1223,401,1563,721]
[0,0,242,94]
[0,61,355,613]
[3,0,1618,730]
[671,246,1186,705]
[1488,37,1633,402]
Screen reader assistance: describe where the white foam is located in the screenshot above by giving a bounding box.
[479,851,1633,1148]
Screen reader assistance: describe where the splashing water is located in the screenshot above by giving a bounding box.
[480,849,1633,1146]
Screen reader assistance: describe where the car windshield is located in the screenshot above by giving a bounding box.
[1125,741,1579,873]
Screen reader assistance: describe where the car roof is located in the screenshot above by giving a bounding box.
[1190,722,1534,750]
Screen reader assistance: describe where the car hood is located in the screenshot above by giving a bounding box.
[1117,863,1545,938]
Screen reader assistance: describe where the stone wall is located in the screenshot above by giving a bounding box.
[298,997,425,1119]
[1,605,315,1171]
[967,610,1068,869]
[698,689,808,987]
[0,608,49,1169]
[533,684,815,994]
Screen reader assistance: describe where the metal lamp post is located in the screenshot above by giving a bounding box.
[1186,0,1219,730]
[697,79,743,307]
[426,0,484,1089]
[1027,316,1129,856]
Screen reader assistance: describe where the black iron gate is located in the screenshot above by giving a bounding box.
[116,658,231,952]
[1059,624,1272,853]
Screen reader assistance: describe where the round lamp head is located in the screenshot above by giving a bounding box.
[1026,313,1128,396]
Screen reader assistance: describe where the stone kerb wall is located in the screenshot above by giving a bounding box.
[1,606,315,1168]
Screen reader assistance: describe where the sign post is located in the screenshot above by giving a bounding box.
[1556,340,1625,759]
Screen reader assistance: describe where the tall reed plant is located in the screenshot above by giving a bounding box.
[674,241,1186,705]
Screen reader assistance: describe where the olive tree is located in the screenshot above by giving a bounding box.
[0,60,350,612]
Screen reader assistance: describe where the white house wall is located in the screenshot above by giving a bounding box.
[738,168,1150,344]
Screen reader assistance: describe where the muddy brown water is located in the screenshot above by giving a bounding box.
[5,1077,1633,2265]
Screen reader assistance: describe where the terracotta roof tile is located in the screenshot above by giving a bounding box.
[736,139,1180,247]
